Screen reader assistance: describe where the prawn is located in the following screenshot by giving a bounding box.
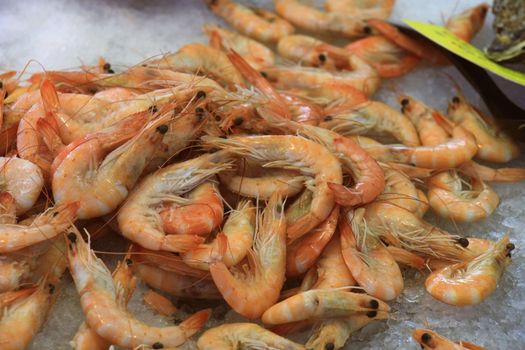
[142,290,177,317]
[0,202,78,253]
[261,289,390,325]
[340,208,404,301]
[208,0,294,43]
[0,157,44,215]
[202,135,342,241]
[427,170,499,222]
[383,111,478,169]
[160,181,224,237]
[413,329,486,350]
[325,0,395,20]
[363,202,474,262]
[445,3,489,43]
[261,55,380,97]
[71,252,137,350]
[209,192,287,319]
[204,25,275,70]
[182,200,256,270]
[320,100,420,146]
[425,235,514,306]
[197,323,305,350]
[144,43,244,89]
[0,278,58,350]
[345,35,421,78]
[257,110,384,208]
[399,95,448,147]
[67,228,211,348]
[286,205,340,277]
[447,95,519,163]
[118,152,232,252]
[275,0,373,38]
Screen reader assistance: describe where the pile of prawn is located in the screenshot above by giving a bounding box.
[0,0,520,349]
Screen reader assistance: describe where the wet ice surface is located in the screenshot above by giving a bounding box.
[1,0,524,349]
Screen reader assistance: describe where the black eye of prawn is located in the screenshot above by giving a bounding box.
[67,232,77,243]
[452,96,460,104]
[156,125,169,134]
[456,237,469,248]
[421,332,432,344]
[152,342,164,349]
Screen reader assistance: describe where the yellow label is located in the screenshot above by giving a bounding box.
[403,20,525,86]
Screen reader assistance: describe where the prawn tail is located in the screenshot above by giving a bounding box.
[270,320,312,336]
[214,232,228,262]
[37,116,65,156]
[0,285,38,308]
[163,234,205,253]
[179,308,212,337]
[431,111,454,134]
[0,123,19,155]
[328,182,362,207]
[206,27,223,50]
[39,79,60,114]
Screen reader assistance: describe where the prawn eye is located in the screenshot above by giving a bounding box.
[148,105,158,114]
[324,115,333,122]
[260,71,268,78]
[318,53,327,63]
[156,125,169,134]
[195,107,205,115]
[369,299,379,309]
[215,115,222,122]
[67,232,77,243]
[506,243,515,251]
[366,310,377,318]
[48,283,55,294]
[152,342,164,349]
[421,332,432,344]
[103,62,111,71]
[401,98,409,107]
[196,90,206,99]
[234,117,244,126]
[125,258,133,266]
[363,25,372,35]
[452,96,460,104]
[456,237,469,248]
[325,343,335,350]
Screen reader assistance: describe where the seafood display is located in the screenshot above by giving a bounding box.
[0,1,523,349]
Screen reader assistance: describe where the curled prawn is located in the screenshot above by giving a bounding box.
[320,100,421,146]
[118,152,232,252]
[209,192,287,319]
[275,0,373,38]
[286,205,339,277]
[67,228,211,348]
[447,95,519,163]
[144,43,244,89]
[425,235,514,306]
[427,170,499,222]
[182,200,256,270]
[160,181,224,237]
[208,0,294,43]
[202,134,342,241]
[340,208,403,301]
